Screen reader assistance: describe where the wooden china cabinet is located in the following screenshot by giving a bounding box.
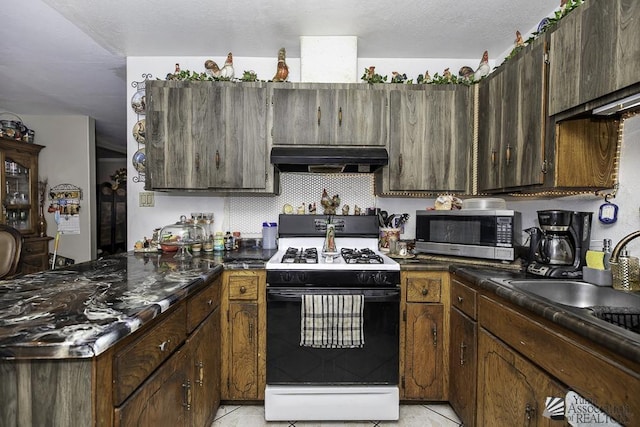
[0,137,51,274]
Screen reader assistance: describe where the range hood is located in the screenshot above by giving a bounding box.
[270,146,388,173]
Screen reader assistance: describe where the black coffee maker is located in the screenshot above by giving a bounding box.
[526,210,593,278]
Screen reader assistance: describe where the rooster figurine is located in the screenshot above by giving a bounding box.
[458,66,474,80]
[204,60,221,78]
[219,52,235,79]
[515,30,525,48]
[474,50,490,81]
[320,188,341,215]
[272,48,289,82]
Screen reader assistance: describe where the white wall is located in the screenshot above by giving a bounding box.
[17,115,97,264]
[127,55,640,256]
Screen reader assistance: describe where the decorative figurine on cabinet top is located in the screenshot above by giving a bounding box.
[204,59,221,78]
[219,53,235,80]
[473,50,490,81]
[272,48,289,82]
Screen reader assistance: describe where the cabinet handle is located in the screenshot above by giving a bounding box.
[240,286,246,294]
[215,150,220,169]
[195,361,204,386]
[541,159,548,174]
[249,322,254,344]
[505,145,512,166]
[491,150,497,167]
[457,296,464,303]
[195,152,200,171]
[421,288,428,296]
[207,299,213,306]
[338,107,342,127]
[432,325,438,347]
[399,155,403,174]
[317,106,321,126]
[182,380,192,411]
[525,403,535,421]
[158,339,171,352]
[460,342,467,365]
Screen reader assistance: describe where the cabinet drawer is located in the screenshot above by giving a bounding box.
[187,282,219,333]
[113,305,187,405]
[22,239,48,256]
[451,279,477,319]
[228,276,259,300]
[406,275,442,303]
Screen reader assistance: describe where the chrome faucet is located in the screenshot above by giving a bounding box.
[610,230,640,262]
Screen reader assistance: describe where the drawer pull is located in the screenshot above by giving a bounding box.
[195,361,204,386]
[240,286,246,294]
[457,296,464,303]
[422,288,428,296]
[207,299,213,306]
[158,339,171,352]
[182,380,192,411]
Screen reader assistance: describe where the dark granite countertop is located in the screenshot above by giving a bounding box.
[0,252,223,360]
[451,266,640,365]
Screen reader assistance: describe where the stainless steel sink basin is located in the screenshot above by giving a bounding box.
[495,279,640,309]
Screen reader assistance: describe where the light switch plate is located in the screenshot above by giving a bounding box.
[139,192,154,207]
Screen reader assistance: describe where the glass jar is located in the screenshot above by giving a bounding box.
[213,232,224,252]
[158,215,207,259]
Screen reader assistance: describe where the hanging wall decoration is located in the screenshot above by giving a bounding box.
[48,183,83,234]
[130,73,152,183]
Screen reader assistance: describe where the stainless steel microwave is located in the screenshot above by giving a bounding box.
[415,209,522,261]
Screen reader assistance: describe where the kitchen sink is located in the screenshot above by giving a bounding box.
[492,278,640,333]
[502,279,640,309]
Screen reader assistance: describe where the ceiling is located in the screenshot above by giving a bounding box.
[0,0,557,157]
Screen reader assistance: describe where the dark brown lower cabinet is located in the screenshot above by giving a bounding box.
[449,306,477,427]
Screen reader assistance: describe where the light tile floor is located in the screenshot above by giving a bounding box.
[212,404,462,426]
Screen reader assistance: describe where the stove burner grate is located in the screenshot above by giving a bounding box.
[340,248,384,264]
[281,247,318,264]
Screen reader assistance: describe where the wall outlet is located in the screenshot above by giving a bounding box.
[139,192,154,207]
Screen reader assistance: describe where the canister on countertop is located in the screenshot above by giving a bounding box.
[262,222,278,249]
[224,231,233,251]
[213,231,224,252]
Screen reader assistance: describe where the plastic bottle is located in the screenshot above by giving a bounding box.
[224,231,233,251]
[262,222,278,249]
[602,239,612,269]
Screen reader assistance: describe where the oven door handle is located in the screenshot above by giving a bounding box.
[267,288,400,302]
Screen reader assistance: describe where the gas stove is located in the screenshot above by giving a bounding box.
[265,215,399,286]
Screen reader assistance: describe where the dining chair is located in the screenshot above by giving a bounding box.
[0,224,23,279]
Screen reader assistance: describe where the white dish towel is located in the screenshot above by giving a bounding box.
[300,294,365,348]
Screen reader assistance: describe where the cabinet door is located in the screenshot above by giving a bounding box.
[388,86,471,192]
[477,329,566,427]
[208,86,268,189]
[225,301,259,400]
[403,303,444,400]
[549,0,640,115]
[146,82,210,190]
[189,308,221,427]
[115,348,190,427]
[478,38,546,192]
[334,88,387,146]
[449,307,477,427]
[272,88,332,145]
[272,87,387,146]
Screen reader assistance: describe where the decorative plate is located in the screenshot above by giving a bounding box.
[132,148,146,173]
[132,119,145,144]
[131,88,146,114]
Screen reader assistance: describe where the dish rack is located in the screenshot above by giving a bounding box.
[589,306,640,333]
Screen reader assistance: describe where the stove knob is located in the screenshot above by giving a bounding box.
[281,271,292,282]
[296,272,307,283]
[357,272,370,284]
[374,272,388,285]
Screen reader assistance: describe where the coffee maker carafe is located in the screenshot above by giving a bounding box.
[527,210,592,278]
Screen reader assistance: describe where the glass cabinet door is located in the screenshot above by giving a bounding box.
[4,157,32,231]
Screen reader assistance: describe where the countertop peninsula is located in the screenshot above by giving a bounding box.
[0,252,223,359]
